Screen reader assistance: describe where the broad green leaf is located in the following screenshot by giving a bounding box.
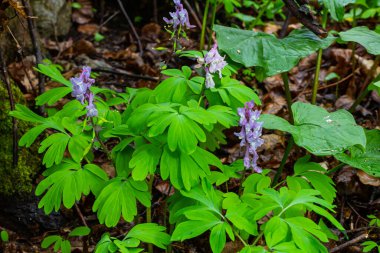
[323,0,355,21]
[38,133,70,167]
[10,104,46,123]
[93,177,150,227]
[68,134,91,163]
[362,241,378,252]
[129,143,162,180]
[335,129,380,177]
[0,230,9,242]
[210,223,227,253]
[339,26,380,55]
[126,223,171,249]
[19,124,49,147]
[265,216,288,248]
[368,80,380,96]
[171,220,221,241]
[36,160,108,214]
[36,87,72,106]
[41,235,61,248]
[214,25,335,79]
[260,102,366,156]
[293,155,336,203]
[60,240,71,253]
[69,226,91,237]
[35,63,72,87]
[94,233,117,253]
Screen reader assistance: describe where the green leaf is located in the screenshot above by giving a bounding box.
[362,241,378,252]
[339,26,380,55]
[41,235,61,248]
[38,133,70,167]
[36,160,108,214]
[93,177,150,227]
[323,0,355,21]
[9,104,46,123]
[1,230,9,242]
[210,223,227,253]
[129,143,162,180]
[368,80,380,96]
[36,87,72,106]
[69,226,91,237]
[260,102,366,156]
[293,155,336,203]
[19,124,49,147]
[126,223,171,249]
[35,63,72,87]
[335,129,380,177]
[68,134,91,163]
[171,220,221,241]
[214,25,335,79]
[60,240,71,253]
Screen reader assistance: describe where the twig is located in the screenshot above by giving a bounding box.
[297,72,355,97]
[92,67,158,81]
[330,233,368,253]
[282,0,327,38]
[183,0,203,29]
[21,0,45,96]
[0,47,18,168]
[116,0,143,56]
[280,10,291,38]
[74,203,88,227]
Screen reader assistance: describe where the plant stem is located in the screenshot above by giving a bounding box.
[91,118,111,160]
[200,0,210,50]
[281,72,293,124]
[234,231,248,247]
[147,175,155,253]
[311,8,328,105]
[326,163,345,175]
[251,0,271,27]
[272,136,294,187]
[252,230,264,246]
[207,1,218,49]
[349,56,380,112]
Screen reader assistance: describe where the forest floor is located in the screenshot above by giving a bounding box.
[0,0,379,252]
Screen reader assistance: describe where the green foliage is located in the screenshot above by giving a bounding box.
[323,0,355,21]
[362,240,380,253]
[260,102,366,156]
[214,25,335,79]
[1,230,9,242]
[41,227,91,253]
[94,223,170,252]
[36,160,108,214]
[335,129,380,177]
[93,177,150,227]
[339,26,380,55]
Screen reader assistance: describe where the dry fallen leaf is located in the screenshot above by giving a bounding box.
[7,55,38,93]
[357,170,380,187]
[72,0,93,24]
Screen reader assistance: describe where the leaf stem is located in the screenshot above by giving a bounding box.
[281,72,293,124]
[147,175,155,253]
[326,163,345,175]
[251,0,271,27]
[200,0,210,50]
[234,230,248,247]
[272,136,294,187]
[252,230,264,246]
[207,1,218,49]
[91,118,111,160]
[311,8,328,104]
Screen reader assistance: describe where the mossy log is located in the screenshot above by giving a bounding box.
[0,80,40,195]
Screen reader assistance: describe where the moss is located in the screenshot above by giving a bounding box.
[0,80,40,195]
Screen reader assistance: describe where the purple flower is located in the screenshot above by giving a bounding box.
[164,0,195,30]
[86,93,98,117]
[70,66,98,117]
[235,101,264,173]
[201,43,227,89]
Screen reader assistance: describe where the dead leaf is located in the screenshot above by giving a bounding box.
[7,55,38,93]
[335,94,354,110]
[77,23,100,35]
[72,0,93,24]
[357,170,380,187]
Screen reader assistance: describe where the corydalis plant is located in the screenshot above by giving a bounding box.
[235,101,264,173]
[198,43,227,88]
[164,0,194,31]
[70,66,98,117]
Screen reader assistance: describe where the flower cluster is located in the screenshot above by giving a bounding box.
[70,66,98,117]
[163,0,195,31]
[199,43,227,88]
[235,101,264,173]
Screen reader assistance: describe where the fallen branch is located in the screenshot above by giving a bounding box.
[330,233,368,253]
[93,67,158,81]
